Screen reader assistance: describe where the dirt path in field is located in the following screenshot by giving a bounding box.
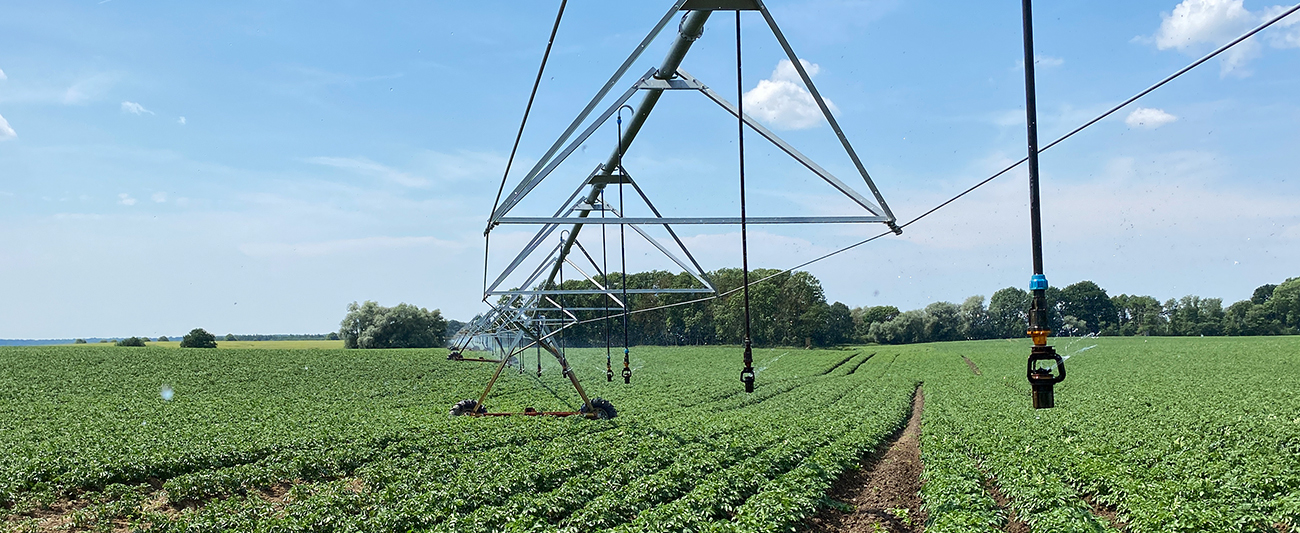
[963,356,982,375]
[805,387,926,533]
[1083,495,1128,532]
[981,475,1030,533]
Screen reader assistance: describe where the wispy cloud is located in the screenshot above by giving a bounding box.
[1125,107,1179,128]
[304,156,430,188]
[177,116,186,125]
[151,192,168,203]
[1151,0,1300,77]
[121,101,153,115]
[62,73,119,104]
[742,59,838,131]
[0,113,15,141]
[118,193,136,206]
[0,68,7,81]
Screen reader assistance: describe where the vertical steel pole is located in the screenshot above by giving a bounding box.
[1022,0,1044,284]
[1021,0,1064,408]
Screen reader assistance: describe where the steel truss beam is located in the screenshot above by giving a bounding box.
[457,0,900,417]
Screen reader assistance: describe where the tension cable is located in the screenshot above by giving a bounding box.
[483,0,569,297]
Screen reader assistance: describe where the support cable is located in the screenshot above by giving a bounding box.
[484,0,569,297]
[736,11,755,394]
[562,5,1297,328]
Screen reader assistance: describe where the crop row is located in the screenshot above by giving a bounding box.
[919,337,1300,532]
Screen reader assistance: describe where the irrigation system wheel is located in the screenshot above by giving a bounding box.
[449,399,486,417]
[580,397,618,420]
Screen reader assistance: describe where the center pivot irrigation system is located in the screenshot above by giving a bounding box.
[449,0,898,419]
[446,0,1300,418]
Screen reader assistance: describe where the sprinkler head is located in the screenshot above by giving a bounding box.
[740,367,755,393]
[622,366,632,384]
[1027,345,1066,409]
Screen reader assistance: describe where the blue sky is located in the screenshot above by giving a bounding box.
[1,0,1297,338]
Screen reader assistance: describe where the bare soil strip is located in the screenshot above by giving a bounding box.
[963,356,982,376]
[805,387,926,533]
[981,474,1029,533]
[1083,494,1128,532]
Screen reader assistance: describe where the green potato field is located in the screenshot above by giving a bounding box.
[1,337,1297,532]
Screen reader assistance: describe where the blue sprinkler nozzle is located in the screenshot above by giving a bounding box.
[1029,274,1048,291]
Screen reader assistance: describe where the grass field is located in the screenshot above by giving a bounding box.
[1,337,1297,532]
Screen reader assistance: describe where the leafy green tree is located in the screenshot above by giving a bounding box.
[1223,300,1254,336]
[116,337,147,347]
[157,336,169,342]
[852,305,899,342]
[325,332,340,341]
[988,287,1030,338]
[1060,316,1088,337]
[1252,284,1278,305]
[444,320,465,341]
[868,310,926,345]
[180,328,218,348]
[1165,296,1225,336]
[1112,294,1167,336]
[958,295,993,340]
[923,301,962,342]
[820,302,853,346]
[74,338,87,344]
[224,334,238,342]
[1269,277,1300,332]
[340,301,448,349]
[710,268,828,347]
[1058,281,1116,335]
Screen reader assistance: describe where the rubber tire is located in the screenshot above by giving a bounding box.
[449,399,486,417]
[581,397,618,420]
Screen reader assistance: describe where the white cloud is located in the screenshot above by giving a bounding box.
[304,156,430,188]
[118,193,136,206]
[742,59,838,131]
[177,116,186,125]
[1153,0,1300,76]
[1262,5,1300,47]
[1125,107,1179,128]
[0,68,7,81]
[121,101,153,115]
[151,192,167,203]
[62,73,119,104]
[0,113,15,140]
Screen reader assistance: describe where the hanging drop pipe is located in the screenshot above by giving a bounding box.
[1020,0,1064,409]
[541,10,712,294]
[736,11,755,394]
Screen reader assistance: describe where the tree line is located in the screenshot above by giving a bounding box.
[474,270,1300,348]
[846,276,1299,345]
[491,268,853,348]
[344,271,1297,349]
